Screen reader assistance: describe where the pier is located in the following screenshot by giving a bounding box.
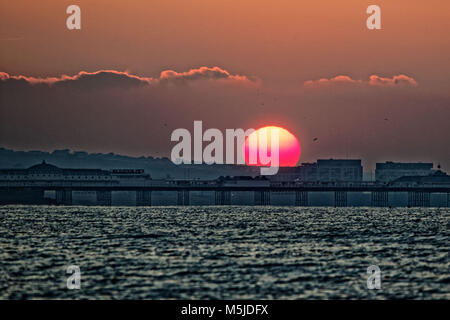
[1,179,449,207]
[1,161,449,207]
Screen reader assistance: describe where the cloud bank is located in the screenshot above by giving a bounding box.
[0,66,257,89]
[304,74,418,88]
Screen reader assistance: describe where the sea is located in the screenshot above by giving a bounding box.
[0,205,449,299]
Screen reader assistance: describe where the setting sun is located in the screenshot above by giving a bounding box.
[244,126,301,167]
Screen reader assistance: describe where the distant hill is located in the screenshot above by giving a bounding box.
[0,147,258,179]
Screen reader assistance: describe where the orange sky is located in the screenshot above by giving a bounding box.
[0,0,449,169]
[1,0,449,90]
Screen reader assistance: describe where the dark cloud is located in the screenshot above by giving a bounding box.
[368,74,418,87]
[0,67,257,90]
[159,66,256,84]
[304,74,418,88]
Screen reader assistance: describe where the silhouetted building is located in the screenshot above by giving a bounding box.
[270,159,363,182]
[0,160,150,182]
[390,170,450,186]
[375,162,433,182]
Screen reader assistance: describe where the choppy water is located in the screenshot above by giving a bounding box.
[0,205,449,299]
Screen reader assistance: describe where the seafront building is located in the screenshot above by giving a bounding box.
[375,162,434,182]
[0,161,149,182]
[269,159,363,182]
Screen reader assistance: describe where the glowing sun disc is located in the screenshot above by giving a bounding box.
[244,126,301,167]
